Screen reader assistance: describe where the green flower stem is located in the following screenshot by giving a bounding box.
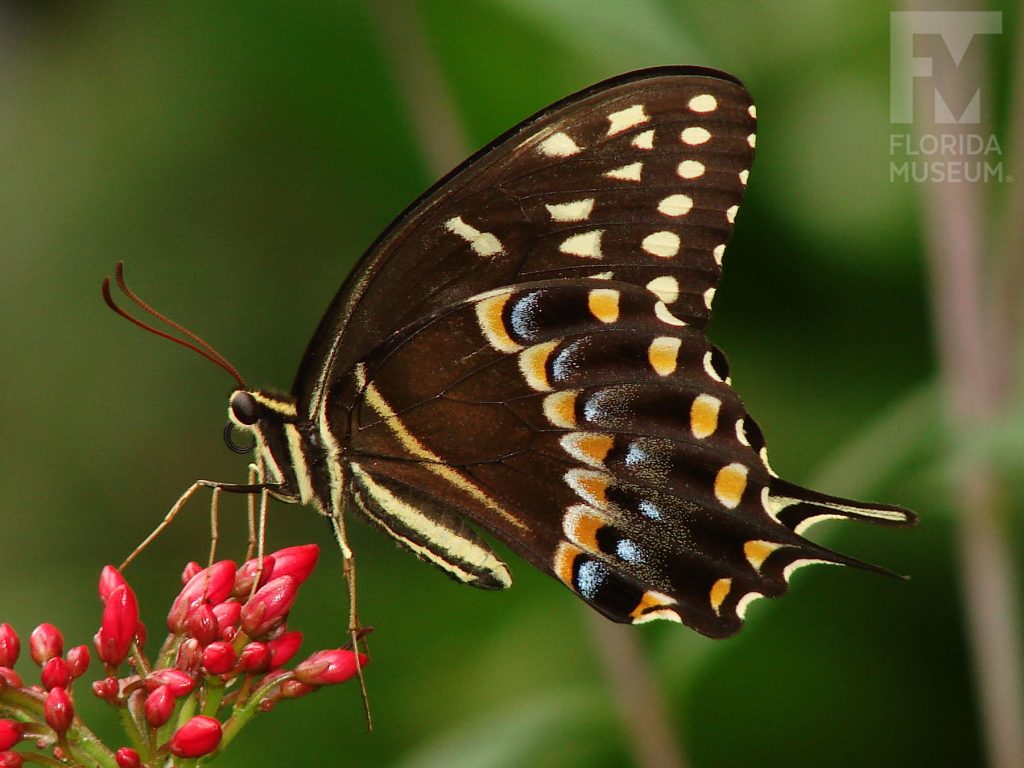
[18,751,68,767]
[216,673,290,755]
[118,698,148,754]
[201,677,225,718]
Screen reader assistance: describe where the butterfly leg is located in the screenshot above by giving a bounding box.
[329,511,373,731]
[120,479,218,570]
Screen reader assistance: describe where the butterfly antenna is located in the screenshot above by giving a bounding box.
[103,262,247,389]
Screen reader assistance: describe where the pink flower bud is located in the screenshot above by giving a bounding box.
[0,625,19,668]
[0,668,23,689]
[168,562,237,634]
[187,604,219,647]
[239,642,271,674]
[44,686,73,733]
[0,720,22,751]
[0,751,22,768]
[181,561,202,584]
[293,649,367,686]
[96,584,139,667]
[144,685,175,728]
[145,668,194,698]
[169,715,222,758]
[29,624,63,665]
[66,645,90,679]
[201,641,237,675]
[98,566,128,602]
[114,747,141,768]
[233,556,275,599]
[91,676,119,702]
[239,577,297,638]
[212,601,241,632]
[268,545,319,585]
[268,630,303,670]
[41,657,71,690]
[175,638,202,677]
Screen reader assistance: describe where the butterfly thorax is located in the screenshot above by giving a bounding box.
[227,389,335,515]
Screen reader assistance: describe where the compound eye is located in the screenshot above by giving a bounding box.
[230,391,259,425]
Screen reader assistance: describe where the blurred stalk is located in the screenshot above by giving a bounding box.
[364,1,688,765]
[903,3,1024,767]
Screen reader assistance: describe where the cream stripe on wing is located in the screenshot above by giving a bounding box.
[355,364,526,532]
[349,463,512,587]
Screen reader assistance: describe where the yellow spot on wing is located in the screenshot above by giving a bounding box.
[475,293,522,353]
[518,340,560,391]
[714,463,748,509]
[690,394,721,439]
[606,104,649,135]
[554,541,582,587]
[563,505,605,552]
[543,390,578,428]
[710,577,732,614]
[648,336,682,376]
[565,469,611,507]
[561,432,614,468]
[588,288,620,323]
[629,590,678,622]
[744,540,781,573]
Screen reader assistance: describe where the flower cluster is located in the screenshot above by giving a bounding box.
[0,545,367,767]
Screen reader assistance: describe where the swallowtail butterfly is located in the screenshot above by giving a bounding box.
[107,67,915,638]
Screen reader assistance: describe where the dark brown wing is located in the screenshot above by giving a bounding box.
[294,67,754,418]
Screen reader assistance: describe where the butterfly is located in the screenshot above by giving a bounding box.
[106,66,915,638]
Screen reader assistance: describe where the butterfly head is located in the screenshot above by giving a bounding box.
[225,389,311,505]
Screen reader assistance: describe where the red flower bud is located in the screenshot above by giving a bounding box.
[29,624,63,665]
[134,621,147,650]
[41,657,71,690]
[293,649,367,686]
[98,566,128,602]
[144,685,175,728]
[91,676,119,702]
[175,638,202,677]
[0,668,23,688]
[145,668,194,698]
[239,642,271,674]
[212,601,241,633]
[96,584,139,667]
[0,720,22,751]
[114,747,141,768]
[267,630,303,670]
[0,751,22,768]
[168,562,237,633]
[201,641,236,675]
[233,556,275,599]
[66,645,90,679]
[239,577,297,638]
[0,625,19,668]
[181,561,202,584]
[169,715,222,758]
[268,544,319,585]
[44,686,73,733]
[187,604,219,647]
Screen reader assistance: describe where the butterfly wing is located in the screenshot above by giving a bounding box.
[299,67,914,636]
[293,66,751,417]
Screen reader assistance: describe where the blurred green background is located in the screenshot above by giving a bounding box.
[1,1,1021,766]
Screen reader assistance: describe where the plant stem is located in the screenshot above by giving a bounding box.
[906,2,1024,766]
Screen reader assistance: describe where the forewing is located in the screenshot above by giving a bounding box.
[294,66,756,418]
